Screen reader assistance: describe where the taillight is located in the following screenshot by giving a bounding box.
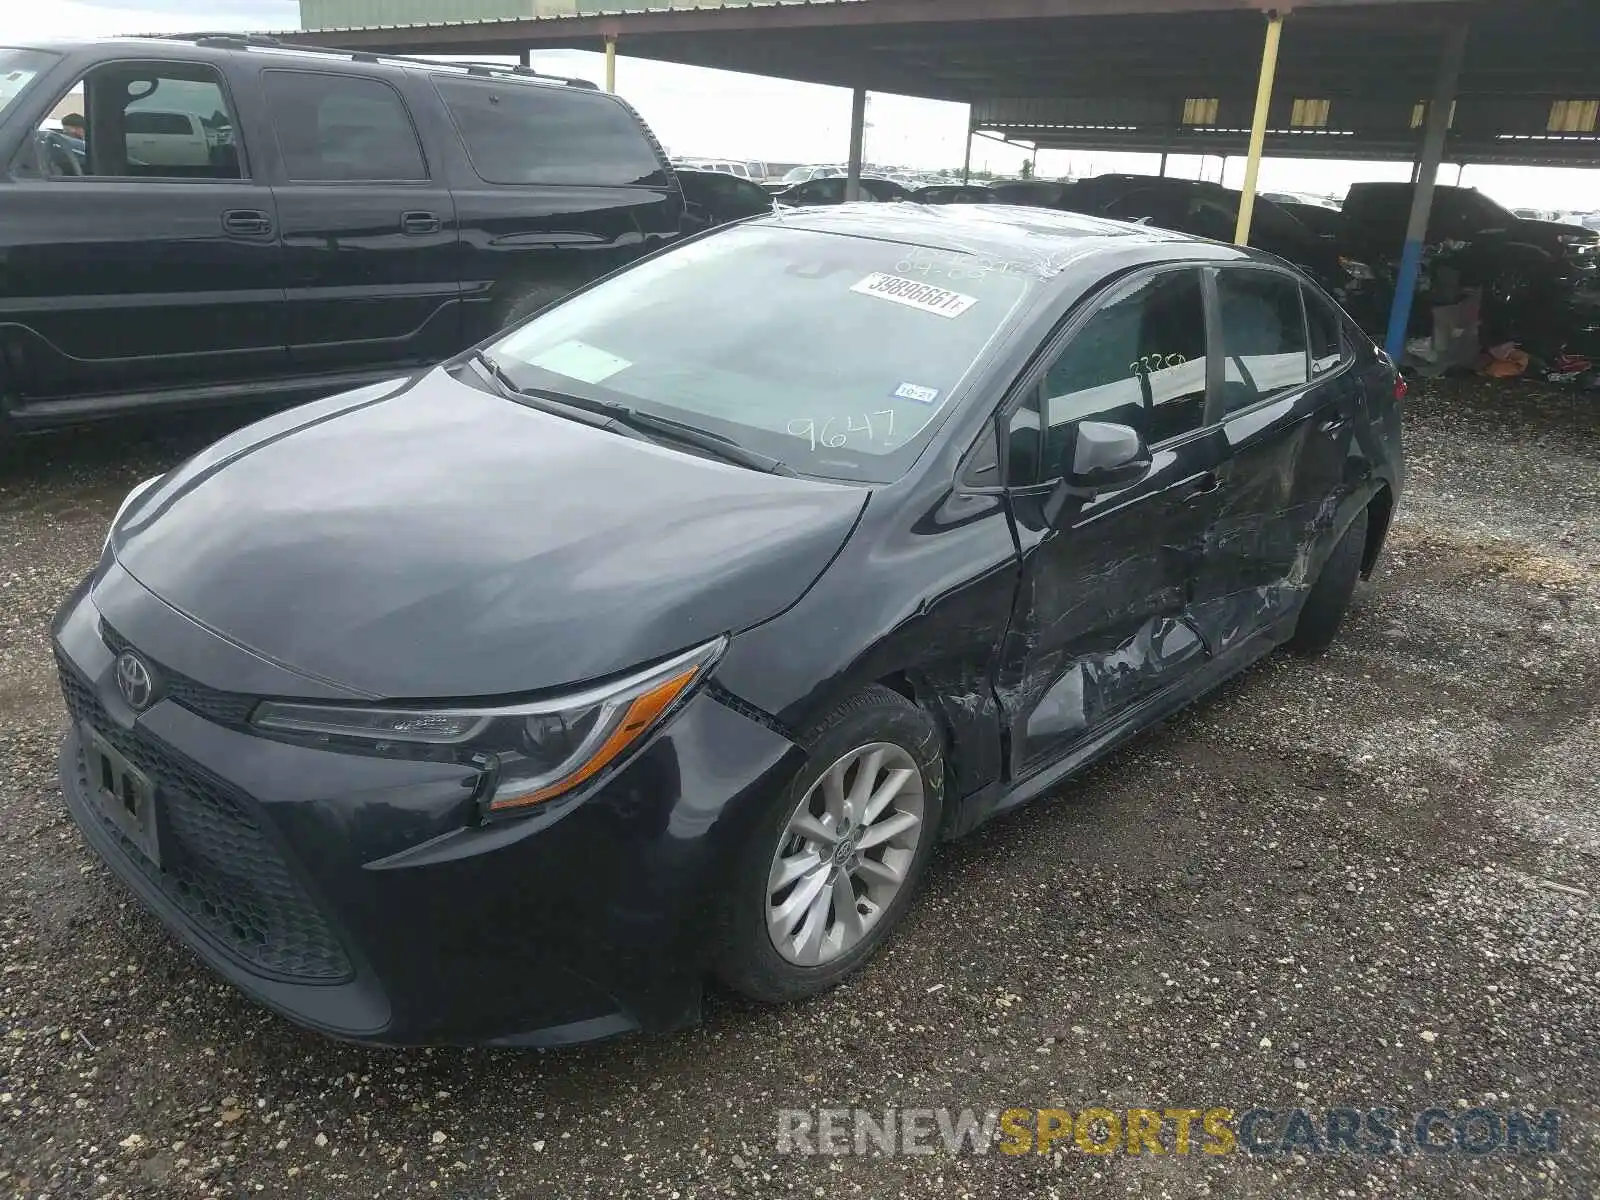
[1394,375,1409,401]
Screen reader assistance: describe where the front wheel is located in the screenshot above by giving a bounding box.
[713,686,944,1004]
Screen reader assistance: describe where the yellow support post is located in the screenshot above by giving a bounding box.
[604,35,617,93]
[1235,9,1285,246]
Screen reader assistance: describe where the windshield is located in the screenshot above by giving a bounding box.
[489,224,1036,483]
[0,48,55,119]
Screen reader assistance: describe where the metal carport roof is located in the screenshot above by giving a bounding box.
[280,0,1600,167]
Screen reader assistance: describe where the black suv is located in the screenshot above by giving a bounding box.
[0,37,682,432]
[1341,183,1600,312]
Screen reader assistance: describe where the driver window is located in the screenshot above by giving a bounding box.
[1006,269,1209,484]
[22,62,242,180]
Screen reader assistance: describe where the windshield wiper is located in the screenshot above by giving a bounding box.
[464,351,651,443]
[610,407,797,476]
[519,385,797,477]
[466,352,795,476]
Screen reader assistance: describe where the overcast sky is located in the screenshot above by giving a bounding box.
[9,0,1598,208]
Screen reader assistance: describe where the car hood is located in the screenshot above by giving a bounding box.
[1507,217,1600,244]
[112,368,867,699]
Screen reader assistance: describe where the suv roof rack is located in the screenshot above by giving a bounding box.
[155,32,598,89]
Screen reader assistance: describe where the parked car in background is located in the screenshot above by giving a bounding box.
[676,166,775,232]
[0,36,682,434]
[1055,175,1379,323]
[1263,191,1341,211]
[778,165,844,185]
[988,179,1073,207]
[673,156,752,180]
[1341,183,1600,313]
[58,204,1401,1046]
[771,176,912,206]
[122,107,212,167]
[1270,196,1345,241]
[912,183,994,204]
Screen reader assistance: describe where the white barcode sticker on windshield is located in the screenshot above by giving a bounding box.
[851,273,978,319]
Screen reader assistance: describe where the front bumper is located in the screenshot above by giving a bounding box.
[53,567,801,1046]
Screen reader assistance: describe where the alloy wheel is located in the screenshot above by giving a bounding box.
[766,742,925,967]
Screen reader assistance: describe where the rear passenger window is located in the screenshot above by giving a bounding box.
[434,78,666,188]
[1305,289,1348,377]
[1216,270,1308,413]
[264,71,426,182]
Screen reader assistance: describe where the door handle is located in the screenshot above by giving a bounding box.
[221,209,273,237]
[1181,472,1222,504]
[401,210,442,235]
[1318,416,1351,436]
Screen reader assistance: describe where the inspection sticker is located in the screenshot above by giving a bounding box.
[892,382,941,404]
[525,339,632,384]
[851,272,978,319]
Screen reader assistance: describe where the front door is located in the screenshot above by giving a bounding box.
[998,266,1226,777]
[260,68,461,376]
[2,57,286,408]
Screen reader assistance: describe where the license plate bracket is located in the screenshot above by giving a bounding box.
[82,724,162,869]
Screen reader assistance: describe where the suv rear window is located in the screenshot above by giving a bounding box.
[264,70,426,182]
[435,78,665,188]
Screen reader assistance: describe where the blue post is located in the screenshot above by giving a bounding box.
[1384,237,1427,362]
[1383,27,1468,363]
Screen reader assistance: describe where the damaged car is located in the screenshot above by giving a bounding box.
[54,204,1402,1047]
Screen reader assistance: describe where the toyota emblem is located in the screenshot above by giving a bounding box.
[114,651,155,710]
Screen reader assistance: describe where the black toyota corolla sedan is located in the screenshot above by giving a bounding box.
[54,204,1403,1047]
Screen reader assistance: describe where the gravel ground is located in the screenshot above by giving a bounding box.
[2,379,1598,1199]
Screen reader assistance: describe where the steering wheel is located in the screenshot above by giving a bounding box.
[42,133,84,177]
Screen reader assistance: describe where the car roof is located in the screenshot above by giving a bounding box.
[746,202,1257,279]
[15,34,597,91]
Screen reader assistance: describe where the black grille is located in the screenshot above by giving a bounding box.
[58,654,352,983]
[99,623,258,727]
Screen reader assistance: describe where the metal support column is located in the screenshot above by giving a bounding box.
[845,86,867,202]
[604,36,617,93]
[961,125,973,184]
[1383,26,1468,363]
[1159,151,1169,177]
[519,48,531,68]
[1235,8,1285,246]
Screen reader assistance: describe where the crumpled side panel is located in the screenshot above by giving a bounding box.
[1022,616,1205,755]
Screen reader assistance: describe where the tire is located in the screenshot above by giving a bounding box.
[1287,505,1370,655]
[713,686,945,1004]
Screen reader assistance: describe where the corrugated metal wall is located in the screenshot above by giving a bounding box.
[299,0,768,30]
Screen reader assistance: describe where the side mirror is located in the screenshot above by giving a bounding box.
[1046,421,1151,524]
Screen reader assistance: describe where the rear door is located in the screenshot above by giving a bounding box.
[1191,264,1343,652]
[1,55,287,409]
[998,266,1228,777]
[428,75,680,344]
[260,67,462,376]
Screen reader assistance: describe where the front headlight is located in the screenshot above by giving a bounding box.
[252,637,726,815]
[104,475,163,550]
